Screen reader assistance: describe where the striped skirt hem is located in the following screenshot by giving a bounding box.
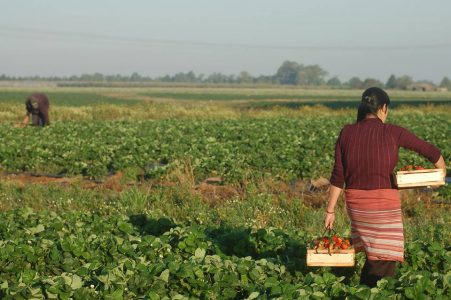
[345,189,404,263]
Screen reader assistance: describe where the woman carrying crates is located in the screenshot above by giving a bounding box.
[324,87,446,287]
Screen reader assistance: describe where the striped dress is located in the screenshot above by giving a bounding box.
[330,117,441,262]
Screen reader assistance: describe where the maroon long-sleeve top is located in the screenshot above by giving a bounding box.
[330,117,441,190]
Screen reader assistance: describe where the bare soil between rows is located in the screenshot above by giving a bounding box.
[0,172,447,208]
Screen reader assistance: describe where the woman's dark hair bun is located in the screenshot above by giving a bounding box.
[362,95,375,106]
[357,87,391,122]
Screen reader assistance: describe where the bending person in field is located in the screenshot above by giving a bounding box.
[324,87,446,287]
[21,92,50,127]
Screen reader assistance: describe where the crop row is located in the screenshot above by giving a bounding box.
[1,114,449,181]
[0,208,449,299]
[0,91,141,106]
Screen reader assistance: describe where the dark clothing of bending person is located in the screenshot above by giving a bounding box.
[23,93,50,127]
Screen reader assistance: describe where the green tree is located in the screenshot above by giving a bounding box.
[385,74,397,89]
[205,73,233,84]
[255,75,274,84]
[173,71,197,82]
[395,75,413,90]
[130,72,141,82]
[80,73,105,81]
[439,76,451,89]
[326,76,341,86]
[298,65,328,85]
[348,77,363,89]
[275,61,301,85]
[362,78,383,89]
[237,71,253,84]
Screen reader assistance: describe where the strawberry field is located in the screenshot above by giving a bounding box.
[0,207,449,299]
[0,87,450,298]
[0,114,449,181]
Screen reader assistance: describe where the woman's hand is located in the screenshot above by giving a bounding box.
[324,212,335,229]
[434,155,446,176]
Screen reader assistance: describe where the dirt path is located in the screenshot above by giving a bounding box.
[1,172,446,208]
[0,171,117,190]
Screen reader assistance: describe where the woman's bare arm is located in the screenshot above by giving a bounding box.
[324,185,343,229]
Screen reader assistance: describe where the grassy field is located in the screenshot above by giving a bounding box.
[0,86,449,298]
[1,86,451,123]
[2,85,451,102]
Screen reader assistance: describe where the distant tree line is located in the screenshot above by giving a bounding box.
[1,60,450,90]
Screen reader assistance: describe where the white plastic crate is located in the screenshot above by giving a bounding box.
[395,168,445,188]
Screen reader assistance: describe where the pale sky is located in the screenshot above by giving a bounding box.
[1,0,450,83]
